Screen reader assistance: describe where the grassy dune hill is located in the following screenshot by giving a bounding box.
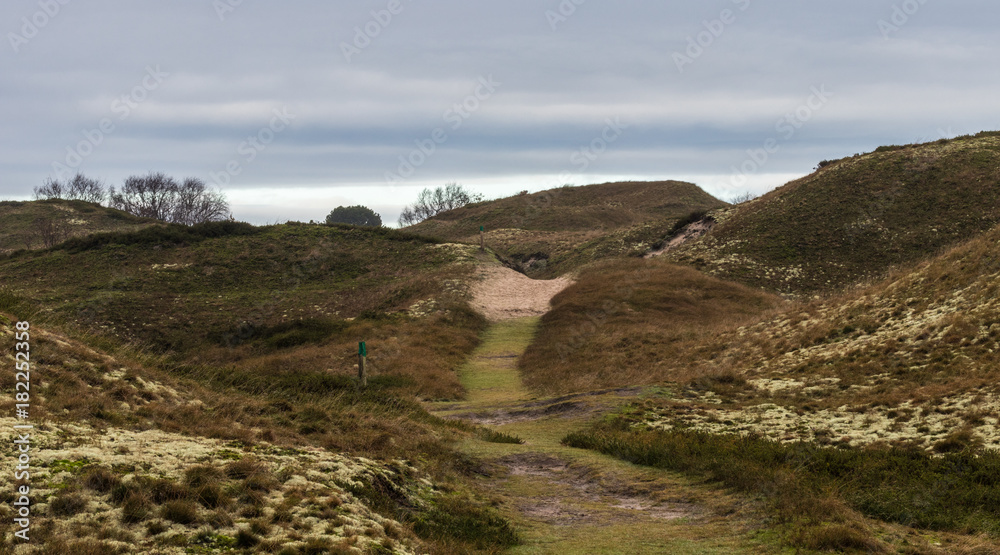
[518,257,784,394]
[0,199,154,253]
[0,314,515,553]
[653,218,1000,451]
[560,224,1000,552]
[0,221,486,400]
[408,181,727,277]
[669,131,1000,294]
[0,220,523,553]
[523,207,1000,453]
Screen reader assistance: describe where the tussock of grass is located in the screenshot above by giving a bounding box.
[224,457,267,480]
[476,428,525,444]
[161,499,200,525]
[234,528,260,548]
[412,494,521,551]
[82,466,121,492]
[564,420,1000,542]
[50,492,89,516]
[120,493,152,524]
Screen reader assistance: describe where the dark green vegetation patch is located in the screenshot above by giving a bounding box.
[671,132,1000,294]
[565,419,1000,536]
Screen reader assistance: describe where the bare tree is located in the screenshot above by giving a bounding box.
[32,217,69,248]
[398,183,484,226]
[109,172,177,221]
[33,179,65,200]
[108,172,230,225]
[171,178,231,225]
[728,191,760,205]
[34,173,106,204]
[66,174,107,204]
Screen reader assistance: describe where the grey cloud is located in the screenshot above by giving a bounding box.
[2,1,999,224]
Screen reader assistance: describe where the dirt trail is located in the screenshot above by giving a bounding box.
[426,267,766,553]
[645,218,715,258]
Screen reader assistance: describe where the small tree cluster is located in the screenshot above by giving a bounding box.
[108,172,230,225]
[31,217,69,248]
[34,173,107,204]
[398,183,484,226]
[32,172,231,225]
[326,205,382,227]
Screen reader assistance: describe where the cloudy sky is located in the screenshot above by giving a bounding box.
[2,1,997,225]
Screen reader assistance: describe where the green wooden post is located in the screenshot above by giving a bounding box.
[358,341,367,387]
[480,225,485,252]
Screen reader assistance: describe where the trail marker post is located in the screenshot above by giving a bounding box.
[480,226,485,252]
[358,341,367,388]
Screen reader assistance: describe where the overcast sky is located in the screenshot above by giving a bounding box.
[2,1,998,225]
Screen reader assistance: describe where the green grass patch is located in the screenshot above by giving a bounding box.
[0,286,22,312]
[48,458,94,474]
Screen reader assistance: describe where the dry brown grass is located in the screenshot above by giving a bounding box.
[519,257,784,393]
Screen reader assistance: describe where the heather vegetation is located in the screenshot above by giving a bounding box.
[668,132,1000,295]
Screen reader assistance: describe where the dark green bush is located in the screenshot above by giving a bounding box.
[57,220,259,253]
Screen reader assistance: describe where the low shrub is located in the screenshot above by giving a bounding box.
[161,500,200,525]
[50,492,89,516]
[82,466,121,492]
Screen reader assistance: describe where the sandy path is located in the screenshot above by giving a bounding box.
[427,319,745,554]
[469,266,572,321]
